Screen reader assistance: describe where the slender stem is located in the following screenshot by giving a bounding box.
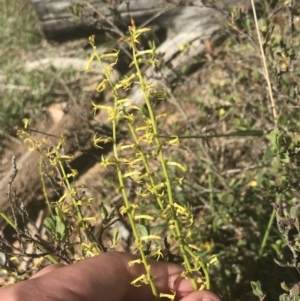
[258,194,280,256]
[159,130,264,139]
[251,0,277,128]
[58,159,99,254]
[95,48,159,300]
[132,41,209,290]
[208,170,214,216]
[39,155,53,216]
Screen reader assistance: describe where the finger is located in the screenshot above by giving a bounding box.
[63,251,203,301]
[179,290,222,301]
[0,252,218,301]
[30,264,65,279]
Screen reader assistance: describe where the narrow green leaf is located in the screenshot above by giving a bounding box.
[112,228,120,246]
[269,130,279,149]
[56,221,66,240]
[137,224,149,239]
[290,206,297,220]
[280,282,289,292]
[55,207,64,220]
[99,203,108,220]
[251,281,264,298]
[43,217,55,232]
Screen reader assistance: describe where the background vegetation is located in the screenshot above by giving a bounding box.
[0,0,299,300]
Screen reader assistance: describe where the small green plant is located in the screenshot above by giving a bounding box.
[0,18,216,299]
[87,19,213,298]
[251,197,300,301]
[240,0,300,300]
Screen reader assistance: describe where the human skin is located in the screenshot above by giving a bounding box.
[0,252,221,301]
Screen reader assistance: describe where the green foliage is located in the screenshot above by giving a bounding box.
[229,0,300,300]
[0,17,213,299]
[251,281,266,301]
[88,21,211,296]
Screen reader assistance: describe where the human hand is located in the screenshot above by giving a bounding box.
[0,252,221,301]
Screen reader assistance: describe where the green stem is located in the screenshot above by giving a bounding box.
[159,130,264,139]
[208,169,214,216]
[132,42,209,291]
[95,47,159,300]
[258,194,280,257]
[39,155,53,216]
[58,159,99,255]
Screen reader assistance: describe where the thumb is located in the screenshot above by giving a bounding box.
[179,290,222,301]
[29,264,65,279]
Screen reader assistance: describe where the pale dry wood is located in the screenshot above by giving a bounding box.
[30,0,172,39]
[30,0,248,40]
[29,0,251,108]
[25,57,99,72]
